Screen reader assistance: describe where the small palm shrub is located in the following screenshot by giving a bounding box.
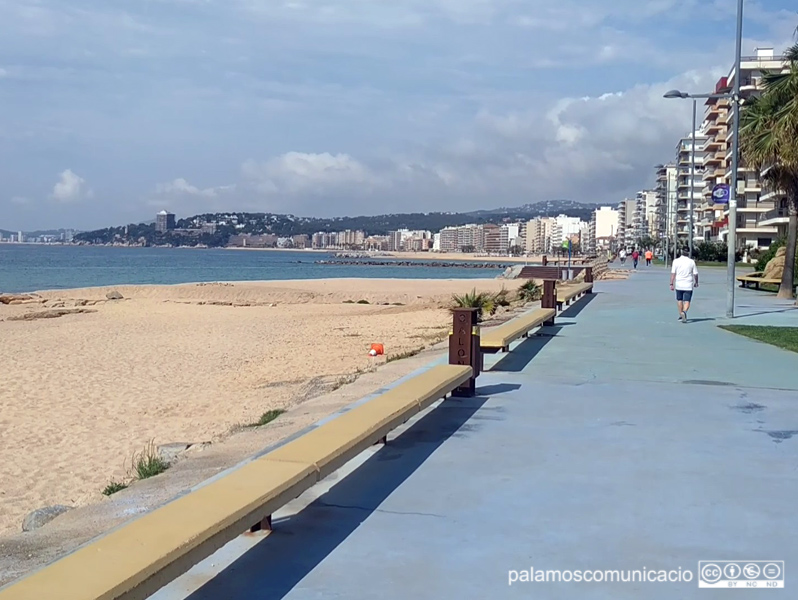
[517,280,542,303]
[451,289,497,322]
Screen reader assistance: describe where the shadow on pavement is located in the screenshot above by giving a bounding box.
[734,307,798,319]
[558,293,597,318]
[686,317,717,323]
[489,326,562,373]
[476,383,522,395]
[185,394,490,600]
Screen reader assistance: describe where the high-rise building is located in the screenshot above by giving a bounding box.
[718,47,789,249]
[524,218,554,254]
[155,210,176,233]
[655,163,678,247]
[699,77,731,243]
[675,129,707,247]
[616,199,637,250]
[589,207,619,253]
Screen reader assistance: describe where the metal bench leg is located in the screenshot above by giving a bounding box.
[250,514,272,533]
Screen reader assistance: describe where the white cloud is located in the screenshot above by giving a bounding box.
[241,152,378,194]
[155,178,235,197]
[51,169,92,202]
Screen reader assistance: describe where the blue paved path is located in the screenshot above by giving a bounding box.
[156,266,798,599]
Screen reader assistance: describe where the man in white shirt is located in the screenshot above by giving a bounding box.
[670,248,699,322]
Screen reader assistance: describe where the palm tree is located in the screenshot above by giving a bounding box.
[740,41,798,299]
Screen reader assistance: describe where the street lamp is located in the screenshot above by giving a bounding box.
[662,0,743,318]
[664,87,739,314]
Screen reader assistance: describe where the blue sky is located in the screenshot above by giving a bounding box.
[1,0,796,230]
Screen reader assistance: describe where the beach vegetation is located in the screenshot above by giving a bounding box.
[451,289,498,322]
[250,409,286,427]
[356,299,370,304]
[386,347,424,363]
[102,480,129,496]
[131,441,170,480]
[517,280,542,302]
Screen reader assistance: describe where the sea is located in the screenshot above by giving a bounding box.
[0,245,506,293]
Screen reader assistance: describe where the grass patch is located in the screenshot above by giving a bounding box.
[249,409,286,427]
[386,347,423,363]
[131,440,170,480]
[102,480,128,496]
[719,325,798,353]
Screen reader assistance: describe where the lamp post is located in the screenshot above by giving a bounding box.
[663,0,743,318]
[664,86,739,315]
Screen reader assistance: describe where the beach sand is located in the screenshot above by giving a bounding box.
[0,277,512,536]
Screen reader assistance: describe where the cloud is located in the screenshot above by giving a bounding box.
[155,178,235,197]
[241,152,378,195]
[1,0,796,229]
[51,169,92,202]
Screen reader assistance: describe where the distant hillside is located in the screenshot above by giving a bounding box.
[72,200,600,247]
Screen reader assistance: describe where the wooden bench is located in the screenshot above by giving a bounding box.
[480,307,556,353]
[0,364,473,600]
[556,282,594,310]
[736,272,798,293]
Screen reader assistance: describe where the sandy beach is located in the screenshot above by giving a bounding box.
[0,277,512,537]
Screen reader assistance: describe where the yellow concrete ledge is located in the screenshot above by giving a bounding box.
[0,364,473,600]
[481,308,555,351]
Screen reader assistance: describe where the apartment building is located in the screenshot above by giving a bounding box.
[550,215,583,250]
[655,164,678,245]
[675,128,708,246]
[616,199,637,250]
[697,77,732,243]
[638,190,659,238]
[718,47,788,248]
[525,217,554,254]
[589,207,619,253]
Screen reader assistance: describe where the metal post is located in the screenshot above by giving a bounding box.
[689,99,697,258]
[726,0,744,319]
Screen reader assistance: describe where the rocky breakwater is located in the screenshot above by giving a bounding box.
[316,259,510,269]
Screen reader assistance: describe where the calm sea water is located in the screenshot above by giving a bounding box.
[0,245,505,293]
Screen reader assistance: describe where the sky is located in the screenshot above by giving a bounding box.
[1,0,796,230]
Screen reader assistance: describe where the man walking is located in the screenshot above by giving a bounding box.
[645,249,653,266]
[670,248,699,322]
[632,249,640,269]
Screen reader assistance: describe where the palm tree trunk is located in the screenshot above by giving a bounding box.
[780,194,797,300]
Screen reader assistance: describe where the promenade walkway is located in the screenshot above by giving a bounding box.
[156,266,798,600]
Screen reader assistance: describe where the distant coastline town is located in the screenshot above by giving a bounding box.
[1,199,662,257]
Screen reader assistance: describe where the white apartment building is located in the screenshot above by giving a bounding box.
[675,129,708,247]
[655,163,677,244]
[718,47,788,248]
[616,199,637,250]
[551,215,583,250]
[638,190,659,238]
[589,207,619,253]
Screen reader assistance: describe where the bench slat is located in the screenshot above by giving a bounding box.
[481,308,555,350]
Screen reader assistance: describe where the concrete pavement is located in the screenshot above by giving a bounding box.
[155,265,798,599]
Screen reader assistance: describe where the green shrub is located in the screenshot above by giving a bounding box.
[251,409,285,427]
[518,280,542,302]
[131,441,169,480]
[102,480,128,496]
[451,289,497,322]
